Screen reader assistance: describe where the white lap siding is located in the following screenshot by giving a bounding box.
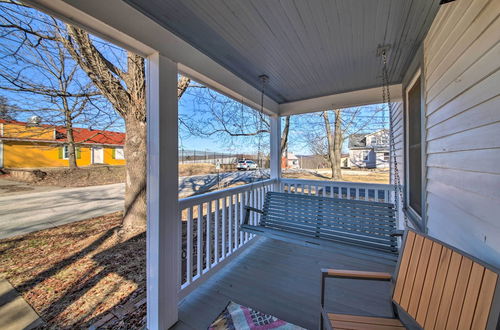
[390,101,405,230]
[423,0,500,267]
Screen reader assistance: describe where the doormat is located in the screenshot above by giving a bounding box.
[209,301,305,330]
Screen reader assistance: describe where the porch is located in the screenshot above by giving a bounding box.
[23,0,500,328]
[172,178,397,328]
[175,235,395,330]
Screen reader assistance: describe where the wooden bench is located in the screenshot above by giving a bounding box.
[241,192,398,259]
[320,230,500,329]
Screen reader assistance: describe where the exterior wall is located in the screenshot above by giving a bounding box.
[349,149,389,169]
[422,0,500,267]
[390,102,405,230]
[375,152,389,168]
[104,147,126,166]
[2,141,125,168]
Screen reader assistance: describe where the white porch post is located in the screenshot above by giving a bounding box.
[146,52,180,330]
[270,115,281,189]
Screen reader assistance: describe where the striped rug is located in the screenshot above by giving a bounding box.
[209,302,305,330]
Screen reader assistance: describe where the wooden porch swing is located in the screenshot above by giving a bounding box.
[240,49,403,260]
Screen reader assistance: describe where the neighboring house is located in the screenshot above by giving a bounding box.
[0,119,126,168]
[282,152,300,169]
[348,129,389,169]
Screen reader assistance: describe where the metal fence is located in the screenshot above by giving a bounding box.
[179,149,268,167]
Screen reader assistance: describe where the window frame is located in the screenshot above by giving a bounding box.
[62,145,69,160]
[404,69,426,231]
[115,147,125,160]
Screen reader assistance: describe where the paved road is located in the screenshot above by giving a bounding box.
[0,170,269,239]
[0,183,125,239]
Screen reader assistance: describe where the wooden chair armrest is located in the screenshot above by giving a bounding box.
[320,269,393,327]
[321,269,392,281]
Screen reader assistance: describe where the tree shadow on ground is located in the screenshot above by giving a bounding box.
[179,170,270,197]
[0,213,147,328]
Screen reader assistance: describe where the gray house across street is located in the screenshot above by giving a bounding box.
[348,129,390,169]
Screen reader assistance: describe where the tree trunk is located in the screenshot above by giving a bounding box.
[61,27,191,237]
[322,111,342,180]
[121,112,147,233]
[64,105,78,169]
[332,109,342,180]
[280,116,290,158]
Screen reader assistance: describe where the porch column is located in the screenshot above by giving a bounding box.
[270,115,281,187]
[146,52,180,330]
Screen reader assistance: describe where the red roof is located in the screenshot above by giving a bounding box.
[56,127,125,145]
[0,119,125,146]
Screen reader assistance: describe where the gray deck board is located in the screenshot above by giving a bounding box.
[173,237,396,329]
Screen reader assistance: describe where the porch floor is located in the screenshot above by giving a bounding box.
[173,237,397,329]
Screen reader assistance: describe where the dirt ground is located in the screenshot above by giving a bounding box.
[283,168,390,184]
[5,166,126,187]
[179,163,216,176]
[0,212,146,329]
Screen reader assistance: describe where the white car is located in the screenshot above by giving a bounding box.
[236,160,258,171]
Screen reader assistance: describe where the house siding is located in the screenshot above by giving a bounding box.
[423,0,500,266]
[390,101,405,230]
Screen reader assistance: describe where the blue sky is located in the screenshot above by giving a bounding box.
[0,2,389,156]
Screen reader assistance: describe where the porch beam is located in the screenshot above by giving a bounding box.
[279,84,403,116]
[23,0,279,116]
[270,116,281,183]
[146,53,179,330]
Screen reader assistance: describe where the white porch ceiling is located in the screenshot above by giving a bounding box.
[26,0,437,115]
[124,0,439,104]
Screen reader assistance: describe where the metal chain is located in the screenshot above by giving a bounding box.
[381,51,408,226]
[256,75,269,176]
[256,76,266,176]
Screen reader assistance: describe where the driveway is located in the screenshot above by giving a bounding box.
[0,170,269,239]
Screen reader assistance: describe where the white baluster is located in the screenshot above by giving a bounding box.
[205,201,211,272]
[214,198,219,265]
[186,207,193,284]
[228,194,233,255]
[222,196,226,259]
[197,204,202,277]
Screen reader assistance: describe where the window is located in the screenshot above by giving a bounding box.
[362,151,369,161]
[384,152,389,161]
[115,147,125,160]
[406,73,423,219]
[61,145,81,160]
[62,145,69,159]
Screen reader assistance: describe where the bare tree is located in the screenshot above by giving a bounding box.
[182,87,291,157]
[299,106,387,179]
[0,1,191,234]
[0,96,16,120]
[0,9,110,169]
[322,110,342,180]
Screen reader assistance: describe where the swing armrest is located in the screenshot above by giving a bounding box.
[390,230,404,237]
[243,206,263,225]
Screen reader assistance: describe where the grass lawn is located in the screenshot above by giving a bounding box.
[0,212,146,328]
[283,168,390,184]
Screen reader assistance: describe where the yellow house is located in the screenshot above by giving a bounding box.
[0,119,126,169]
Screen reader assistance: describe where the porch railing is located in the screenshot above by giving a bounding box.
[178,177,394,298]
[178,178,277,298]
[280,178,394,203]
